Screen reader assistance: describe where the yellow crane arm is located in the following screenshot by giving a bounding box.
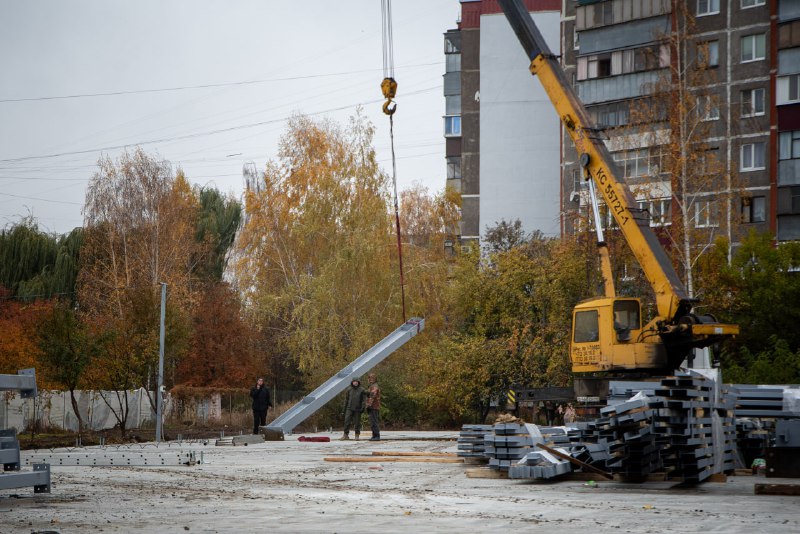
[498,0,691,324]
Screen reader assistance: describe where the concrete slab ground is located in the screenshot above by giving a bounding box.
[4,431,798,533]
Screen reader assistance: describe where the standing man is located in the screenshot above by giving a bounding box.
[340,378,367,441]
[366,373,381,441]
[250,377,272,435]
[563,403,577,424]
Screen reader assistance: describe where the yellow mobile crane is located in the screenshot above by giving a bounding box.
[497,0,738,394]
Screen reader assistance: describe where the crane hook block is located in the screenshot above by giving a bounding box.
[383,99,397,115]
[381,77,398,116]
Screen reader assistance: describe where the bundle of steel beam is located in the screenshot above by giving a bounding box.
[456,424,492,458]
[485,423,532,470]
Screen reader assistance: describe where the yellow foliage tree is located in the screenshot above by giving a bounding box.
[236,112,401,387]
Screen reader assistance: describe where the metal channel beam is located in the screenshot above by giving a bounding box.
[0,368,37,398]
[0,463,50,493]
[24,451,199,467]
[1,447,21,470]
[266,318,424,436]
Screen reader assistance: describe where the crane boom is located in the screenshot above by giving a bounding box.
[499,0,689,323]
[497,0,738,376]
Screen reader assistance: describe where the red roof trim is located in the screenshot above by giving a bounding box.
[460,0,561,29]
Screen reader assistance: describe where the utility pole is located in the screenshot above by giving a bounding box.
[156,282,166,443]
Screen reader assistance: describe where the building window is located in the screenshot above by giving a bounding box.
[741,88,766,117]
[613,149,649,178]
[698,40,719,68]
[446,54,461,72]
[741,196,766,223]
[698,0,720,16]
[792,187,800,213]
[577,45,668,81]
[444,115,461,137]
[741,0,765,8]
[638,198,672,227]
[444,35,460,54]
[571,169,583,194]
[741,142,766,171]
[596,105,630,128]
[741,34,766,62]
[779,74,800,105]
[598,203,619,230]
[699,95,720,121]
[695,199,719,228]
[446,157,461,180]
[780,130,800,160]
[613,147,664,179]
[791,75,800,102]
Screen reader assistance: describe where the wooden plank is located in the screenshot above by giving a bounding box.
[324,457,463,463]
[754,483,800,496]
[708,473,727,483]
[465,468,508,479]
[371,451,457,457]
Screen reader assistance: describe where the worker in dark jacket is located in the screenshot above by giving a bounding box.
[250,377,272,435]
[340,378,367,440]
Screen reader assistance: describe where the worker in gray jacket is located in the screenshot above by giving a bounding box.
[340,378,367,440]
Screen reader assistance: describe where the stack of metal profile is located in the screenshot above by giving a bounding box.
[456,424,492,459]
[485,422,532,470]
[716,385,738,473]
[508,447,572,479]
[585,395,661,478]
[729,385,800,418]
[652,375,715,482]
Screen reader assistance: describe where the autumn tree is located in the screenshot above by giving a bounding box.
[0,286,52,377]
[79,148,201,427]
[408,231,590,424]
[235,112,400,389]
[611,2,740,300]
[177,282,259,387]
[37,302,95,431]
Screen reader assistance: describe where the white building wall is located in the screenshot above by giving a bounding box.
[479,11,561,238]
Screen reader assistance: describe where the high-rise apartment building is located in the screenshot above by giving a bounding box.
[445,0,562,247]
[446,0,800,248]
[776,0,800,240]
[562,0,772,252]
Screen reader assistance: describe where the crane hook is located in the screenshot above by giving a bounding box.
[381,77,397,116]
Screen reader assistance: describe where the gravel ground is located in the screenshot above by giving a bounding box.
[3,431,798,533]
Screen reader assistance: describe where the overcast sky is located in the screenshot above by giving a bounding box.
[0,0,457,235]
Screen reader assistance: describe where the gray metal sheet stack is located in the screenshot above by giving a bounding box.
[485,422,532,470]
[652,375,715,482]
[728,385,800,418]
[508,448,572,479]
[586,395,662,478]
[457,424,492,459]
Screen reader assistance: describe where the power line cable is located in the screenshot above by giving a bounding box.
[0,86,439,164]
[0,63,442,104]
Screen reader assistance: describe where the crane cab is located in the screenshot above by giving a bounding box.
[571,297,668,373]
